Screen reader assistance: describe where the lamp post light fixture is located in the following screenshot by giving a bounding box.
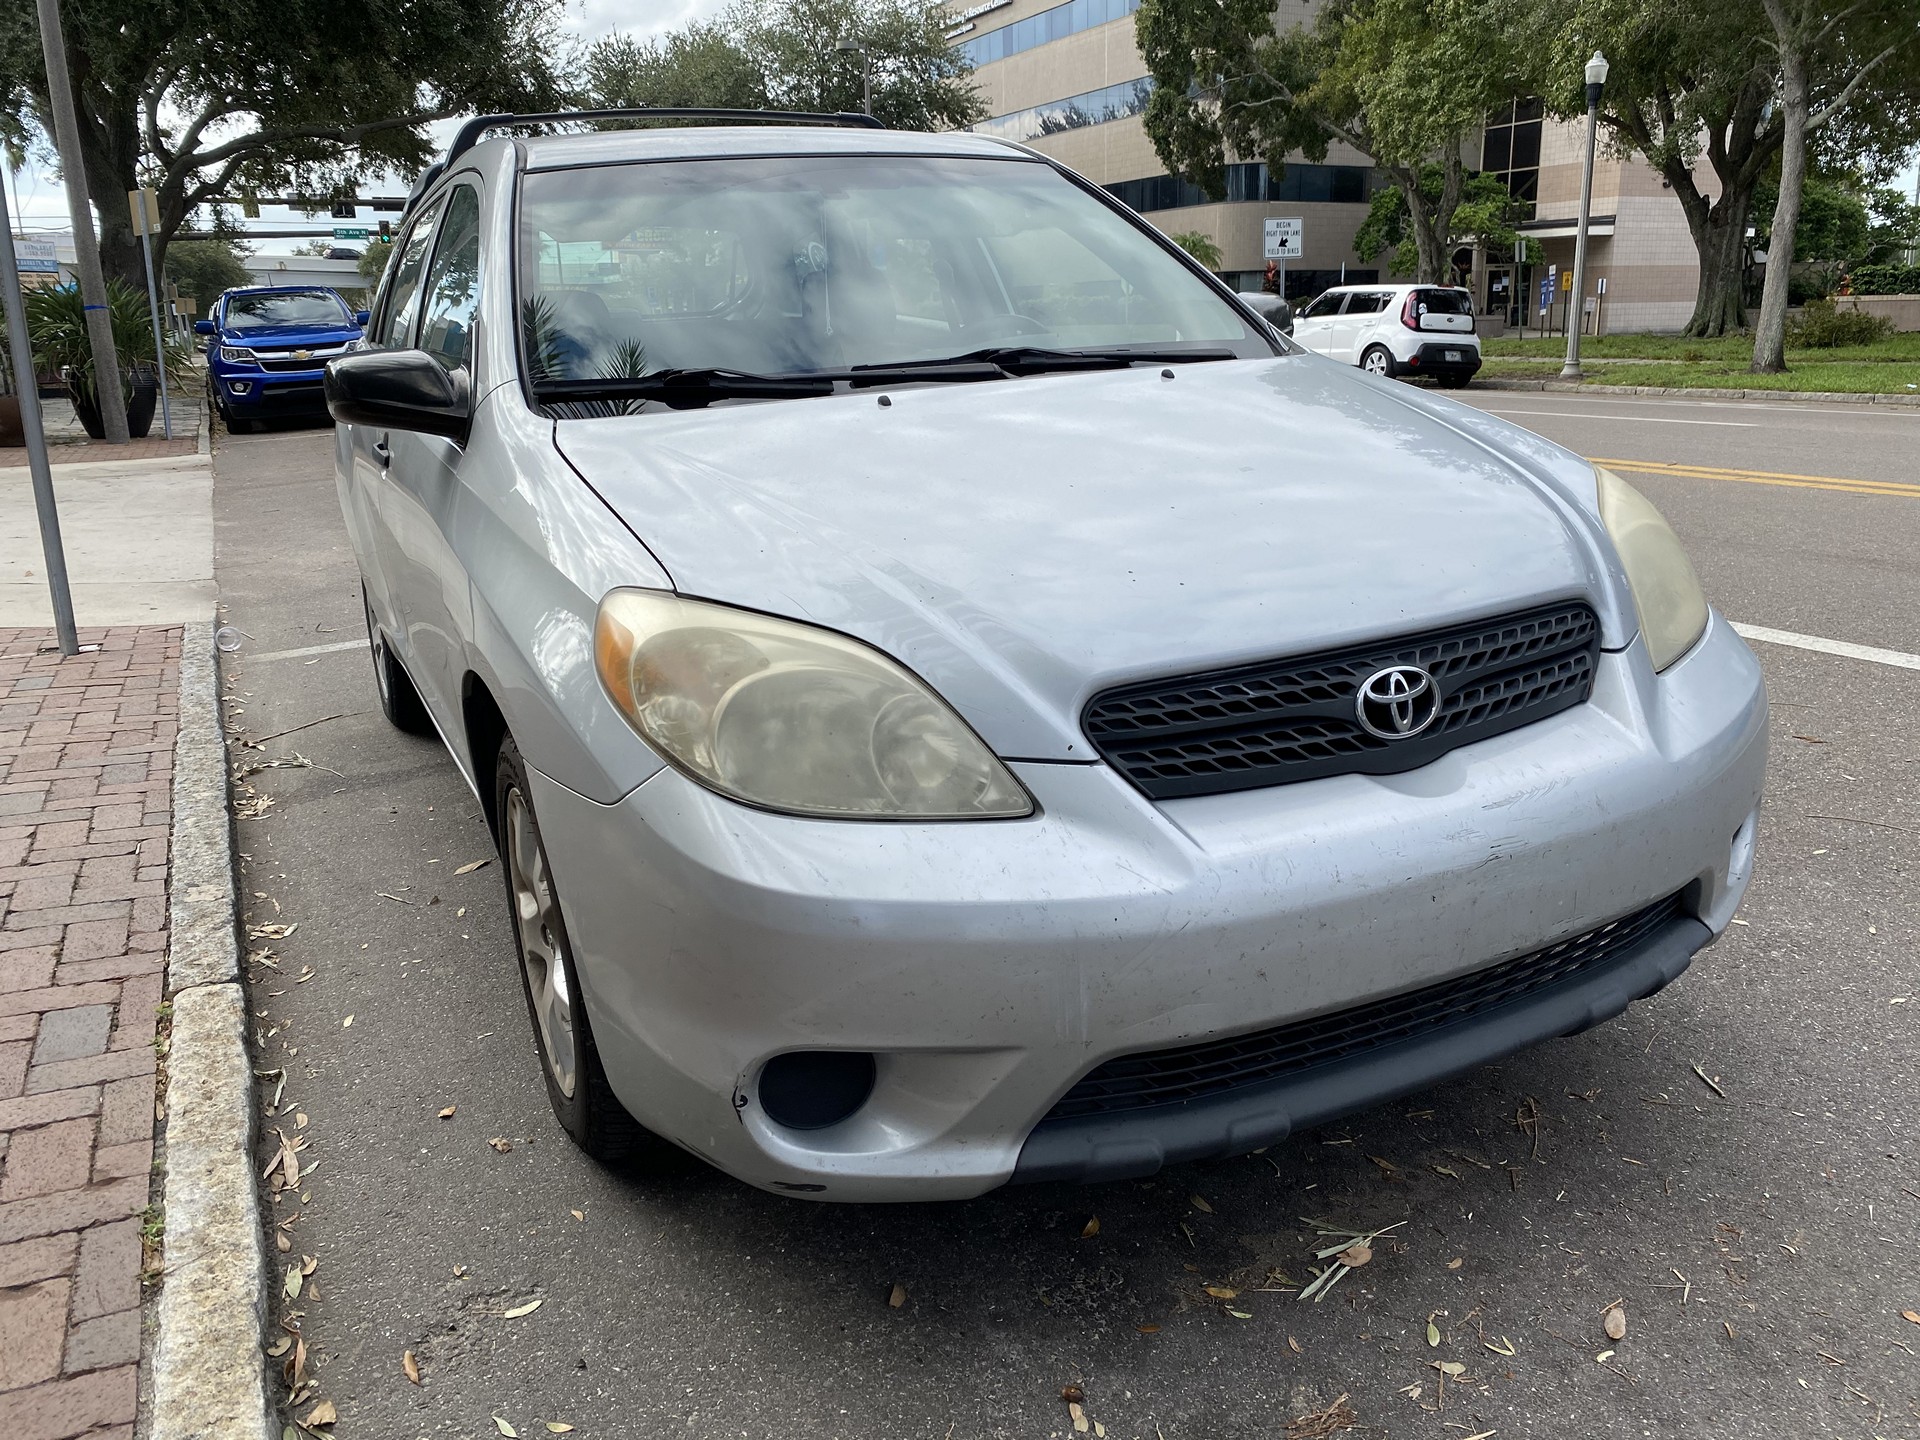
[1561,49,1609,380]
[836,38,872,117]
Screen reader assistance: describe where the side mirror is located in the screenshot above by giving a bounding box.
[193,320,215,336]
[324,350,471,443]
[353,310,370,327]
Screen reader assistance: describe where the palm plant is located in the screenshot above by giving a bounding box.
[23,278,191,406]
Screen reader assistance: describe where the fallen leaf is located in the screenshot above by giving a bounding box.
[488,1137,513,1153]
[341,1015,354,1028]
[1135,1324,1161,1335]
[402,1350,420,1385]
[1595,1349,1615,1364]
[570,1209,585,1222]
[1336,1244,1371,1268]
[453,1265,468,1278]
[303,1399,337,1428]
[1205,1285,1239,1299]
[493,1419,518,1438]
[1287,1335,1303,1354]
[1426,1321,1441,1347]
[1069,1400,1090,1433]
[300,1255,318,1277]
[888,1284,907,1308]
[1484,1335,1516,1356]
[545,1426,575,1435]
[1189,1194,1214,1213]
[1903,1310,1920,1326]
[1603,1304,1627,1341]
[437,1106,456,1119]
[454,859,492,875]
[1061,1385,1086,1404]
[266,1336,292,1358]
[502,1299,543,1319]
[284,1264,303,1300]
[290,1337,308,1386]
[1447,1258,1464,1271]
[1227,1308,1254,1319]
[1439,1361,1465,1376]
[1081,1216,1100,1238]
[276,1232,291,1253]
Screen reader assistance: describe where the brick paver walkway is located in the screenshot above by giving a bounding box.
[0,437,201,469]
[0,627,180,1440]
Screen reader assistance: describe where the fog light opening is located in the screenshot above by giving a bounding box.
[229,381,252,395]
[758,1050,876,1131]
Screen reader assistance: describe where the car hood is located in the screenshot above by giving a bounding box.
[222,322,359,346]
[552,356,1622,761]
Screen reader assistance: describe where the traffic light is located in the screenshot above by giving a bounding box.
[378,219,391,241]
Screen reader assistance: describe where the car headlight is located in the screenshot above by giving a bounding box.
[219,346,256,365]
[594,590,1033,820]
[1595,465,1709,672]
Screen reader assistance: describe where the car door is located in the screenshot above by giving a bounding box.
[1336,290,1391,362]
[347,195,444,632]
[375,179,484,730]
[1290,290,1347,357]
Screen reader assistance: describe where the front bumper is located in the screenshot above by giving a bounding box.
[531,613,1766,1201]
[215,369,329,416]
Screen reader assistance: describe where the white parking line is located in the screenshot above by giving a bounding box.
[244,639,365,664]
[1732,623,1920,673]
[1480,408,1757,427]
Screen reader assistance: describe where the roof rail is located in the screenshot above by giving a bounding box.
[447,106,884,166]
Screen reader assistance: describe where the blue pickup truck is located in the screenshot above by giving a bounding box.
[196,287,368,431]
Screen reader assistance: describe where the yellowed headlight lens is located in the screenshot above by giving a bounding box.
[1595,466,1709,672]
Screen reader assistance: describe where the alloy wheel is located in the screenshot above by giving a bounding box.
[506,787,578,1098]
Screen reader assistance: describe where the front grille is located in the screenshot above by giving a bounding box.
[256,349,346,373]
[1083,601,1598,800]
[1042,893,1682,1123]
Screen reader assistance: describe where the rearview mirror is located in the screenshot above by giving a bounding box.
[324,350,470,442]
[193,320,215,336]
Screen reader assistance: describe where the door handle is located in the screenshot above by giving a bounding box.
[372,433,391,469]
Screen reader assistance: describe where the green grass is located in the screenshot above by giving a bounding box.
[1476,357,1920,394]
[1480,331,1920,364]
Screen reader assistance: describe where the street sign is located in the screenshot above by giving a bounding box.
[1263,217,1303,260]
[127,187,160,237]
[1596,276,1608,294]
[1560,269,1573,291]
[13,238,58,274]
[1538,276,1552,313]
[333,226,369,240]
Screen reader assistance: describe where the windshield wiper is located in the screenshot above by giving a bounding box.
[853,346,1239,377]
[532,369,834,409]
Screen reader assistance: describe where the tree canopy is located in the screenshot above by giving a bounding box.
[1135,0,1521,283]
[1353,167,1536,279]
[163,237,254,313]
[0,0,564,287]
[577,0,985,133]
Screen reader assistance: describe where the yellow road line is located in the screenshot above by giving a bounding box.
[1591,456,1920,499]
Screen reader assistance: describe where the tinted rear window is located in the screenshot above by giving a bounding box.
[1414,289,1472,314]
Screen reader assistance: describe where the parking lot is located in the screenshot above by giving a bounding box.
[213,388,1919,1439]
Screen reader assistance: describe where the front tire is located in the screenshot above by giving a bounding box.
[1360,345,1395,378]
[495,736,668,1168]
[362,586,434,735]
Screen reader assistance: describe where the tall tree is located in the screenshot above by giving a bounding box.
[1135,0,1521,284]
[0,0,563,288]
[1750,0,1920,372]
[1354,167,1535,280]
[163,236,254,310]
[579,0,984,133]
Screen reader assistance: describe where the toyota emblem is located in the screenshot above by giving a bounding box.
[1355,664,1440,739]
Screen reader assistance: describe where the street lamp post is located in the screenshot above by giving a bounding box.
[1561,50,1608,381]
[835,38,871,117]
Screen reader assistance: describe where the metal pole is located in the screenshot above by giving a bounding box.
[34,0,129,443]
[1561,89,1602,379]
[0,176,81,654]
[863,50,872,117]
[136,209,172,438]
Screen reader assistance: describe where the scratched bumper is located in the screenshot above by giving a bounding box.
[528,613,1766,1201]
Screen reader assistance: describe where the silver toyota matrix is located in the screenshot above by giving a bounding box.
[326,110,1767,1200]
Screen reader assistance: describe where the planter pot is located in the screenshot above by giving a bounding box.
[71,379,158,441]
[0,396,22,448]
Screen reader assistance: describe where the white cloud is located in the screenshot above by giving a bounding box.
[565,0,729,42]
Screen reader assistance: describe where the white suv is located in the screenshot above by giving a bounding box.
[1292,284,1481,388]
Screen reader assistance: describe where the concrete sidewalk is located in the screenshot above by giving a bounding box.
[0,400,214,629]
[0,626,180,1439]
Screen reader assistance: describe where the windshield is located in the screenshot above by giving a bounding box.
[515,153,1268,385]
[225,291,352,331]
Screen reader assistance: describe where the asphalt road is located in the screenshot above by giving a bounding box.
[211,387,1920,1440]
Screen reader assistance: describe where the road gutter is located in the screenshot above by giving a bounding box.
[149,616,274,1440]
[1475,377,1920,406]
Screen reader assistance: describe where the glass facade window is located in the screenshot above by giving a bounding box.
[1221,268,1375,301]
[1105,162,1378,214]
[1483,98,1543,207]
[970,77,1154,143]
[959,0,1142,67]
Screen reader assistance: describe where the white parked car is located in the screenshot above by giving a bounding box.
[1293,283,1481,387]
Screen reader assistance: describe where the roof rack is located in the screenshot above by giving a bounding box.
[399,107,886,219]
[449,106,884,166]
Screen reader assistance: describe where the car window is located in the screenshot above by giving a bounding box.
[1346,291,1393,316]
[1413,288,1472,315]
[516,154,1265,385]
[418,185,482,374]
[374,195,445,351]
[1299,291,1345,320]
[223,291,350,331]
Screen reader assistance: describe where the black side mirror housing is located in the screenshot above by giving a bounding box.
[324,350,471,442]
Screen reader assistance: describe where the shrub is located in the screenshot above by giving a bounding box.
[1784,298,1894,348]
[1848,263,1920,296]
